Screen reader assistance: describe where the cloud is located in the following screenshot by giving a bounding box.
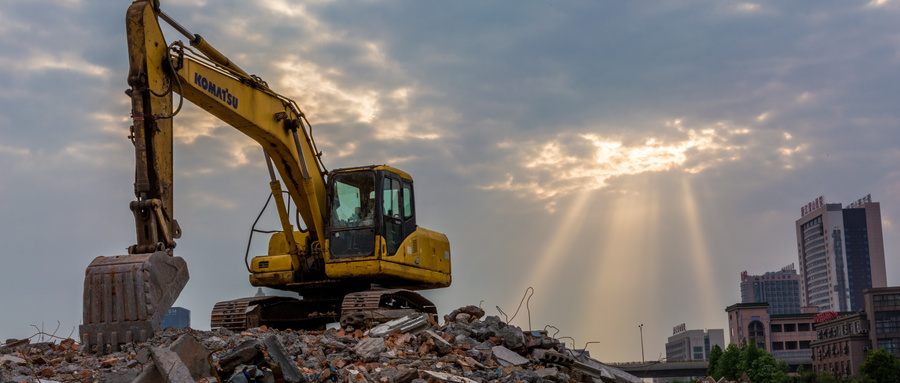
[480,119,800,204]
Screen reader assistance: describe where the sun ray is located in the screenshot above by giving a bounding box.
[570,178,661,361]
[519,189,594,294]
[680,177,719,315]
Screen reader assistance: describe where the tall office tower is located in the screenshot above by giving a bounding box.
[796,194,887,312]
[740,264,802,314]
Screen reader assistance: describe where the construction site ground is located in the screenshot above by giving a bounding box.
[0,305,643,383]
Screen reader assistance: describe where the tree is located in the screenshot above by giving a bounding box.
[707,344,723,378]
[738,341,766,374]
[708,341,790,383]
[712,343,742,380]
[859,348,900,382]
[796,365,818,383]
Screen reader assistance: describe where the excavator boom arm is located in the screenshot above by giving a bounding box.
[170,49,328,240]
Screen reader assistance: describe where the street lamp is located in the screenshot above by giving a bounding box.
[638,324,645,363]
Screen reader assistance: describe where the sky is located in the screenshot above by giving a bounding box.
[1,0,899,363]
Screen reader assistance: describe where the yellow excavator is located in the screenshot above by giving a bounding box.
[80,0,451,352]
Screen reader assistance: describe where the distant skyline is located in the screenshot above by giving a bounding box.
[1,0,899,363]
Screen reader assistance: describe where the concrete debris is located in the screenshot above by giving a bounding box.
[168,334,212,380]
[353,337,387,363]
[0,306,642,383]
[423,370,479,383]
[367,312,430,337]
[424,330,453,355]
[263,335,305,383]
[490,346,528,366]
[444,306,486,324]
[149,346,195,383]
[0,355,26,365]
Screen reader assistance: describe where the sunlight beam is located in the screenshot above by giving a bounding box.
[518,190,594,297]
[680,177,719,315]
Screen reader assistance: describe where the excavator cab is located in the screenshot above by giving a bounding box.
[327,166,416,261]
[323,166,451,288]
[248,165,451,291]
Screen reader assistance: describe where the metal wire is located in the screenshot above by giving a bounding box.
[496,286,534,330]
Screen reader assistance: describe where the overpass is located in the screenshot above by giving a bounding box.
[611,361,708,379]
[609,358,812,378]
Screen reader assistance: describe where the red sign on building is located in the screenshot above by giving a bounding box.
[801,196,825,217]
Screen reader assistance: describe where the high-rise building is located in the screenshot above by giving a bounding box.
[740,264,802,314]
[161,307,190,329]
[795,194,887,312]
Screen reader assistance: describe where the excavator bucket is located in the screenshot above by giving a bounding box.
[79,251,188,352]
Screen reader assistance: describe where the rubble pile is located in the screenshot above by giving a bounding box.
[0,306,641,383]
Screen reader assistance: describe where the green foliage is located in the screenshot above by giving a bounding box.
[707,344,723,378]
[859,348,900,382]
[796,365,818,383]
[707,341,790,383]
[812,372,841,383]
[713,343,742,380]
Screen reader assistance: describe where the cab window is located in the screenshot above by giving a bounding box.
[402,182,413,219]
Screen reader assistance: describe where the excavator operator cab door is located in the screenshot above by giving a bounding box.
[326,167,416,260]
[380,173,417,256]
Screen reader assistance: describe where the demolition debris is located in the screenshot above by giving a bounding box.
[0,306,641,383]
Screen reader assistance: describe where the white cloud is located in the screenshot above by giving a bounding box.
[483,120,752,202]
[0,143,29,156]
[796,91,814,103]
[276,57,380,125]
[736,3,761,12]
[0,52,108,77]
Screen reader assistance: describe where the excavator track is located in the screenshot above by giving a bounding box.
[210,297,266,331]
[211,289,437,331]
[339,289,438,328]
[211,296,340,331]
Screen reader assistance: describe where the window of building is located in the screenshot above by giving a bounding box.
[799,323,810,331]
[786,341,798,350]
[772,342,784,351]
[877,338,900,354]
[874,294,900,309]
[875,311,900,334]
[771,324,783,332]
[748,321,766,349]
[784,323,797,332]
[800,340,811,349]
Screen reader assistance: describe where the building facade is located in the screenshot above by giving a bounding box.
[740,264,802,314]
[725,303,816,364]
[806,287,900,378]
[665,328,726,361]
[864,286,900,355]
[658,327,725,383]
[810,312,870,379]
[795,195,887,312]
